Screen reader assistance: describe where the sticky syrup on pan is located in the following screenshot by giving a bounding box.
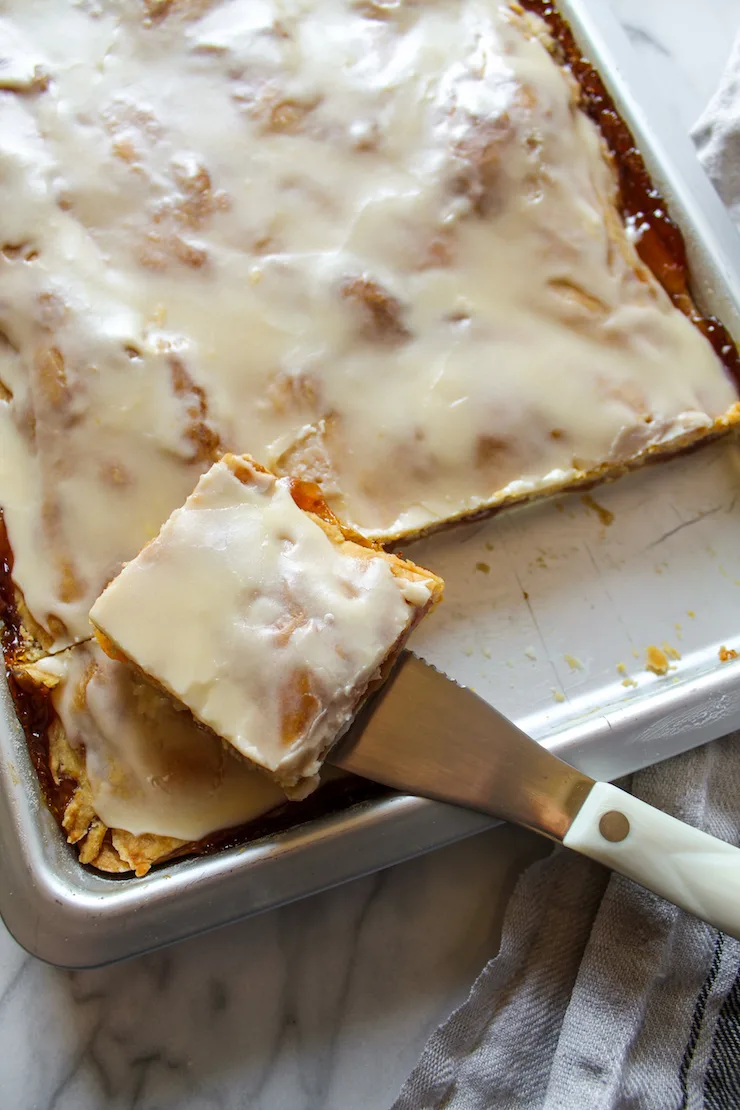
[521,0,740,389]
[193,774,386,862]
[0,514,69,822]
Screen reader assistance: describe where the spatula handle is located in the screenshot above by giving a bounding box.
[563,782,740,938]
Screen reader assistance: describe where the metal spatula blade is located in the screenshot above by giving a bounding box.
[329,651,740,938]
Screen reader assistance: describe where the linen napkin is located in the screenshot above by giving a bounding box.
[392,38,740,1110]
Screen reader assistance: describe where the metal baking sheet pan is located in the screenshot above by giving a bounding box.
[3,0,740,968]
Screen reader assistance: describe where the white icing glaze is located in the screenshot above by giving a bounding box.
[33,641,286,841]
[90,456,434,786]
[0,0,737,650]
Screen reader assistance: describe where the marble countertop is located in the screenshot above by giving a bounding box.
[2,3,738,1108]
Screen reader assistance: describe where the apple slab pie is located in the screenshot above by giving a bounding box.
[1,0,738,874]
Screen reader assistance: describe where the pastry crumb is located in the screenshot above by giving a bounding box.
[645,645,669,676]
[552,688,565,703]
[564,653,583,671]
[662,642,681,661]
[687,610,696,619]
[524,646,537,661]
[617,661,635,686]
[580,494,614,527]
[719,646,739,662]
[475,561,490,574]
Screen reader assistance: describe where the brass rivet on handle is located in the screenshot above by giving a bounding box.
[599,810,630,842]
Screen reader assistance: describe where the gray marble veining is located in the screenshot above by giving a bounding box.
[0,827,541,1110]
[610,0,737,133]
[0,3,737,1108]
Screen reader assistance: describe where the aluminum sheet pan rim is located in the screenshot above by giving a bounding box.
[2,0,740,968]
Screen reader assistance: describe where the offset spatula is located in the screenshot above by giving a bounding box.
[329,652,740,939]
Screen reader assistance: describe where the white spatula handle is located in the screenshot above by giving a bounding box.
[563,781,740,938]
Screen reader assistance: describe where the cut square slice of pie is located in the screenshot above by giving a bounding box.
[90,455,443,790]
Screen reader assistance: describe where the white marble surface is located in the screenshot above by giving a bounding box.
[1,3,738,1108]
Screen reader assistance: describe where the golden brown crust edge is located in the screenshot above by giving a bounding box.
[379,406,740,546]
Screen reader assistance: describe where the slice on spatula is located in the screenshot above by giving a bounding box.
[89,454,443,795]
[329,652,740,939]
